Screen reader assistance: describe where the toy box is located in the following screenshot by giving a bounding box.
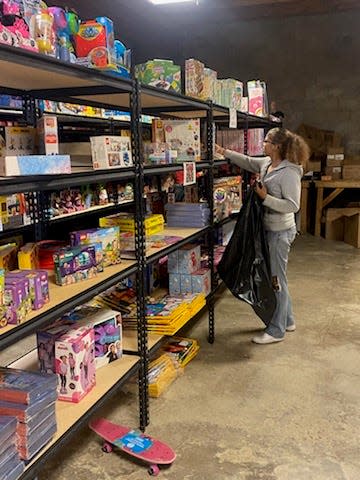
[192,268,211,296]
[37,116,59,155]
[70,227,120,267]
[53,245,100,286]
[75,17,115,63]
[247,129,265,156]
[9,270,49,310]
[37,319,76,374]
[135,59,181,93]
[213,176,242,222]
[169,273,181,296]
[61,306,122,368]
[202,68,217,101]
[247,80,268,117]
[0,155,71,176]
[99,213,164,234]
[0,268,4,305]
[180,274,192,294]
[177,245,201,274]
[220,78,243,111]
[0,244,18,271]
[4,281,27,324]
[151,119,165,143]
[0,127,36,158]
[55,325,96,402]
[167,251,178,273]
[5,275,32,315]
[163,119,201,162]
[143,142,177,165]
[185,58,204,99]
[18,243,38,270]
[90,136,132,170]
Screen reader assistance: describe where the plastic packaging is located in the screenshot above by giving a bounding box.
[217,189,276,325]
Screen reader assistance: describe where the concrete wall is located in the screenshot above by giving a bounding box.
[173,10,360,154]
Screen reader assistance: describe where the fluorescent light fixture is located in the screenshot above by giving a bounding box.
[149,0,198,5]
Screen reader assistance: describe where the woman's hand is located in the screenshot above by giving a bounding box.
[254,181,267,200]
[215,144,226,156]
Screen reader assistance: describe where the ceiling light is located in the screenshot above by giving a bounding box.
[149,0,198,5]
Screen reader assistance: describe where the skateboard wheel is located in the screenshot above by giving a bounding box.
[148,464,160,476]
[102,442,113,453]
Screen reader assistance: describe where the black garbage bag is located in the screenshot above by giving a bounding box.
[217,189,276,325]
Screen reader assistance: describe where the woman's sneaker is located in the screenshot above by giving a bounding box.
[286,324,296,332]
[252,333,284,344]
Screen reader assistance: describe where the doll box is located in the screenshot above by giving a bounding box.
[61,306,122,369]
[191,268,211,296]
[0,155,71,176]
[180,274,192,294]
[177,245,201,274]
[169,273,181,296]
[90,136,132,170]
[37,321,76,374]
[55,325,96,403]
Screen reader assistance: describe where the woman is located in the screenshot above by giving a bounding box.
[216,128,310,344]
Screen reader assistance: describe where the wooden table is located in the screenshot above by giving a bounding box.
[313,180,360,236]
[300,180,311,234]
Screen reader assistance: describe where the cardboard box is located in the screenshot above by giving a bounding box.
[37,116,59,155]
[342,165,360,180]
[0,155,71,176]
[307,160,321,172]
[55,325,96,403]
[163,119,201,162]
[325,208,360,241]
[344,213,360,248]
[90,136,132,169]
[0,126,36,158]
[185,58,205,99]
[62,306,122,369]
[324,166,342,180]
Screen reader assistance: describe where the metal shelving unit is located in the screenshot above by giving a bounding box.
[0,44,279,480]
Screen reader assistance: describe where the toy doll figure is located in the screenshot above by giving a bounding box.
[38,342,47,373]
[59,355,68,394]
[106,343,118,363]
[30,12,54,55]
[68,352,76,379]
[83,342,90,385]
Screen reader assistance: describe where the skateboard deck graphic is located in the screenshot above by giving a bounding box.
[89,418,176,475]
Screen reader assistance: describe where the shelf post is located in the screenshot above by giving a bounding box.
[131,79,149,431]
[207,104,215,344]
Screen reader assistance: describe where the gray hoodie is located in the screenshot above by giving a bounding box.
[224,150,303,232]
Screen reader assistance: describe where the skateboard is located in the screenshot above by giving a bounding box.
[89,418,176,476]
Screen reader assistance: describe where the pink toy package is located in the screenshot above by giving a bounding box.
[55,325,96,403]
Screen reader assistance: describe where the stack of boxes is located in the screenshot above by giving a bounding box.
[0,368,57,462]
[100,213,164,258]
[168,245,211,297]
[0,416,24,479]
[37,306,122,402]
[323,147,345,180]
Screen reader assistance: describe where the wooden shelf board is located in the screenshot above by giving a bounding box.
[146,226,209,259]
[0,260,137,339]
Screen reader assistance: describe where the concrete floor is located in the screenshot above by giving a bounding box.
[4,234,360,479]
